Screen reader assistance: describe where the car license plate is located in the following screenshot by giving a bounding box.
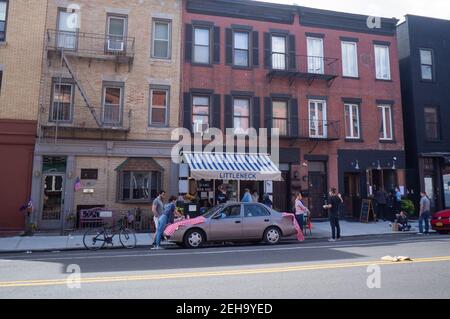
[436,222,444,227]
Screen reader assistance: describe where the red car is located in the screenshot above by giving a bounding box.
[431,209,450,234]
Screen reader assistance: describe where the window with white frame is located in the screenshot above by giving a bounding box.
[192,95,210,133]
[152,20,171,59]
[272,100,288,136]
[420,49,433,81]
[309,100,327,138]
[233,31,249,67]
[341,41,358,77]
[149,87,169,126]
[51,82,74,122]
[307,37,324,74]
[374,45,391,80]
[193,27,210,64]
[102,85,123,125]
[107,15,127,52]
[378,104,393,140]
[271,35,286,70]
[344,103,360,139]
[0,0,8,42]
[233,97,250,134]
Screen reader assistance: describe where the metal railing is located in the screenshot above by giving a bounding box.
[272,118,340,140]
[269,53,339,77]
[47,29,135,60]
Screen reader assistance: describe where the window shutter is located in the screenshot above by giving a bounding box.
[213,26,221,64]
[183,92,192,131]
[289,99,299,137]
[288,35,296,70]
[264,33,271,69]
[226,28,233,65]
[252,97,261,131]
[264,97,272,136]
[224,95,233,131]
[252,31,259,67]
[185,24,193,62]
[212,94,221,129]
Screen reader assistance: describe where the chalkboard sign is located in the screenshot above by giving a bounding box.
[360,199,376,223]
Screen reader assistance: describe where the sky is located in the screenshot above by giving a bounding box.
[257,0,450,21]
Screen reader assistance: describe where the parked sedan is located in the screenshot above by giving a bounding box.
[431,209,450,234]
[167,203,297,248]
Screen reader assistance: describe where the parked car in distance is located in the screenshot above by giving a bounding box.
[431,209,450,234]
[167,203,297,248]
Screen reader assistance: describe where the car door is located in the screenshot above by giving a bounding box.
[208,204,243,241]
[242,204,272,239]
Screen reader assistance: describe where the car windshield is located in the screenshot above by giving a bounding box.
[202,205,225,218]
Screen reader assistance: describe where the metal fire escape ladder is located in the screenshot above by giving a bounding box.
[61,52,102,127]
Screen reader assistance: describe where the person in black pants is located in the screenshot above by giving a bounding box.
[375,187,388,221]
[324,188,344,242]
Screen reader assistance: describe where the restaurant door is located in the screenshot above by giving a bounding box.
[308,161,328,218]
[273,170,290,212]
[344,173,361,218]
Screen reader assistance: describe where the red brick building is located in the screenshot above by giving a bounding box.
[181,0,405,218]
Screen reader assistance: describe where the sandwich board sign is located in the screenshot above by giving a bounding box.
[360,199,376,223]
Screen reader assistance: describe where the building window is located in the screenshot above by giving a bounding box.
[424,106,440,140]
[192,95,210,133]
[233,31,249,67]
[375,45,391,80]
[107,15,127,52]
[0,0,8,42]
[57,9,78,50]
[149,87,169,126]
[272,100,288,136]
[119,171,161,202]
[233,98,250,134]
[307,37,324,74]
[152,20,171,59]
[420,49,434,81]
[341,41,358,77]
[81,169,98,180]
[50,82,73,122]
[193,27,210,64]
[102,84,123,126]
[309,100,327,138]
[344,104,360,139]
[378,104,393,140]
[271,35,286,70]
[0,70,3,94]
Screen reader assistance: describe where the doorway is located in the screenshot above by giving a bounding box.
[344,173,361,218]
[40,174,65,230]
[308,161,328,218]
[273,171,290,212]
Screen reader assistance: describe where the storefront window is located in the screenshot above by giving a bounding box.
[443,164,450,209]
[119,171,160,202]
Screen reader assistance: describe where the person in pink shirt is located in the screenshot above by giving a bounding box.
[295,192,308,231]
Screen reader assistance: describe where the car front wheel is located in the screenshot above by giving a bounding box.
[184,229,205,249]
[264,227,281,245]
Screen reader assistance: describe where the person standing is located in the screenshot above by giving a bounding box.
[394,187,402,216]
[418,191,431,235]
[241,188,252,203]
[216,186,228,205]
[152,196,180,250]
[252,190,260,203]
[263,194,273,208]
[151,190,165,247]
[375,187,388,221]
[324,188,343,242]
[294,193,308,231]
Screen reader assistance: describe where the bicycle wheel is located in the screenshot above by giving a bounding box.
[83,228,106,251]
[119,228,137,249]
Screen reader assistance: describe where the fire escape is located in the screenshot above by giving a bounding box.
[38,29,135,142]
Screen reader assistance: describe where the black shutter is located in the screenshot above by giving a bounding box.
[213,26,221,64]
[224,95,233,131]
[252,31,259,67]
[264,33,271,69]
[252,97,261,131]
[212,94,221,129]
[225,28,233,65]
[288,34,296,70]
[183,93,192,131]
[289,99,299,137]
[185,24,193,62]
[264,97,272,136]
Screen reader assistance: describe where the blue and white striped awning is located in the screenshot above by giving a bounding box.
[183,152,281,181]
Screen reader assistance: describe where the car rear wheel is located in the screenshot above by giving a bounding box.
[264,227,281,245]
[184,229,205,249]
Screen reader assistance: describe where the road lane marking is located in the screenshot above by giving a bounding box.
[1,256,450,288]
[2,237,449,261]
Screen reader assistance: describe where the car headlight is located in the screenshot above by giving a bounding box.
[438,216,442,220]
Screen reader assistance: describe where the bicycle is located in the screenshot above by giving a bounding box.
[83,212,137,251]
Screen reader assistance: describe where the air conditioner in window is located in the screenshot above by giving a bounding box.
[193,122,209,135]
[107,39,124,52]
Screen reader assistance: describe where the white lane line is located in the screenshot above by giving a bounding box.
[1,237,449,262]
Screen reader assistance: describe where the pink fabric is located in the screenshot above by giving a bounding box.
[282,213,305,242]
[164,216,207,237]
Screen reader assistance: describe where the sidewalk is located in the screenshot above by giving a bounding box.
[0,221,422,253]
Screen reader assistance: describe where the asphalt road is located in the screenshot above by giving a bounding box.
[1,234,450,299]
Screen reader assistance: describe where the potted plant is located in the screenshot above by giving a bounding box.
[401,199,416,219]
[65,213,77,231]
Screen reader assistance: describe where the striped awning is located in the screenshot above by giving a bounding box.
[183,152,282,181]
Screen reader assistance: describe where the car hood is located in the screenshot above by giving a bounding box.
[433,210,450,219]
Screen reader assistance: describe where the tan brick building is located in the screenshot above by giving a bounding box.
[0,0,46,233]
[31,0,182,231]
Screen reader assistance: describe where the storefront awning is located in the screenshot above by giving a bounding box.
[183,152,282,181]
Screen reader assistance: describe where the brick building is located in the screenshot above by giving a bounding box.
[181,0,406,218]
[0,0,47,234]
[30,0,182,231]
